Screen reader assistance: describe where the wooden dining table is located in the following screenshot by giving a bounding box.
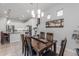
[31,36,57,56]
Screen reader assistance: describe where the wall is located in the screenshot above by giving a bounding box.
[8,21,25,30]
[9,18,37,42]
[0,17,7,32]
[24,18,37,36]
[10,33,21,43]
[0,17,7,42]
[0,17,26,32]
[37,4,79,51]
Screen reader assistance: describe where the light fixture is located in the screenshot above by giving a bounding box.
[31,9,45,18]
[47,15,51,19]
[37,14,40,18]
[4,9,11,18]
[31,10,35,18]
[31,10,35,15]
[37,9,41,15]
[32,13,35,18]
[7,20,11,25]
[41,12,44,17]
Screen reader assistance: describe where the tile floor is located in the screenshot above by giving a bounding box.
[0,41,78,56]
[0,41,22,56]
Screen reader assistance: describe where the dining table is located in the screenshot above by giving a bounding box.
[31,36,57,56]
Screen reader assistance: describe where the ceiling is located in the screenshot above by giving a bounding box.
[0,3,57,22]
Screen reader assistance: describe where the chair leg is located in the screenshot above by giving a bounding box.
[54,42,56,54]
[50,46,52,51]
[24,45,27,56]
[22,44,24,54]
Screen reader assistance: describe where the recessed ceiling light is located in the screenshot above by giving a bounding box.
[47,15,51,19]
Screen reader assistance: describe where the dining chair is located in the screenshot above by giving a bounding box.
[46,32,53,42]
[1,32,4,44]
[40,32,45,39]
[37,34,40,38]
[21,34,25,54]
[25,36,36,56]
[42,38,67,56]
[1,32,10,44]
[46,32,53,50]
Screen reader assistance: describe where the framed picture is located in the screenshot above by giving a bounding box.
[46,19,64,28]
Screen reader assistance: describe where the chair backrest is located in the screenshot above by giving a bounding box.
[59,38,67,56]
[46,32,53,42]
[21,34,25,42]
[37,34,40,38]
[25,36,31,45]
[40,32,45,39]
[25,35,32,55]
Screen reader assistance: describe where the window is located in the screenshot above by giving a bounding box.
[57,9,63,17]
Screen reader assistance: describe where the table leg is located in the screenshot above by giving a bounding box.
[54,42,56,54]
[36,52,39,56]
[36,51,41,56]
[22,43,24,54]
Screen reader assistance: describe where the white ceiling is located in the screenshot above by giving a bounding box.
[0,3,57,22]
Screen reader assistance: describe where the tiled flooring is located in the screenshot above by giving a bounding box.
[0,41,78,56]
[0,41,22,56]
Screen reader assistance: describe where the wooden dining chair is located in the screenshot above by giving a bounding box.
[46,33,53,50]
[42,38,67,56]
[24,35,30,56]
[40,32,45,39]
[59,38,67,56]
[25,36,36,56]
[46,32,53,42]
[21,34,25,54]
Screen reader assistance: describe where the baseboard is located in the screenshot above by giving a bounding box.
[10,40,21,43]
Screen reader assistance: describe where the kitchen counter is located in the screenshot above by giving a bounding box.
[10,33,21,43]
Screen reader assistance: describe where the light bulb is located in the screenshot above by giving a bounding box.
[37,14,40,18]
[37,9,41,15]
[7,20,11,24]
[31,10,35,15]
[41,12,44,17]
[32,14,35,18]
[47,15,51,19]
[31,10,35,18]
